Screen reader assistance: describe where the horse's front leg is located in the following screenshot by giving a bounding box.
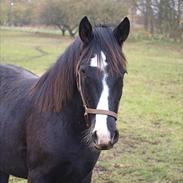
[0,171,9,183]
[81,171,92,183]
[28,171,49,183]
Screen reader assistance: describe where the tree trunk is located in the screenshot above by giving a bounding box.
[63,24,78,38]
[149,0,154,35]
[144,2,149,31]
[177,0,182,40]
[56,24,66,36]
[62,29,66,36]
[67,28,75,38]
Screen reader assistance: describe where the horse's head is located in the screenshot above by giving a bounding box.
[77,17,130,150]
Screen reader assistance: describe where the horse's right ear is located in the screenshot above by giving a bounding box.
[79,16,93,44]
[113,17,130,46]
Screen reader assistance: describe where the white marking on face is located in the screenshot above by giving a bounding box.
[90,52,107,71]
[90,51,111,144]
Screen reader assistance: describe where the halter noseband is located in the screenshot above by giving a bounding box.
[77,71,118,120]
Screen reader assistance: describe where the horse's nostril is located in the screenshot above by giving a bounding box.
[92,131,98,144]
[111,130,119,144]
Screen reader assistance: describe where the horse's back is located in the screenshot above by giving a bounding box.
[0,64,37,178]
[0,64,38,100]
[0,64,37,78]
[0,64,37,85]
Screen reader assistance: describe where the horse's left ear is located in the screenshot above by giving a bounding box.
[79,16,93,44]
[113,17,130,46]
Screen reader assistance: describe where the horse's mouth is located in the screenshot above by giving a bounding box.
[94,144,113,150]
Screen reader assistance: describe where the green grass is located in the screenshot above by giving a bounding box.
[0,28,183,183]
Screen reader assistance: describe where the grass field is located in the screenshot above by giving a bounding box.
[0,28,183,183]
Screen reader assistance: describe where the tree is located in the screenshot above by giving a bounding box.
[0,0,9,25]
[133,0,183,40]
[0,0,35,26]
[37,0,128,37]
[82,0,128,26]
[38,0,84,37]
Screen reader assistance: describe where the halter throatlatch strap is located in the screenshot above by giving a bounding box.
[77,71,118,120]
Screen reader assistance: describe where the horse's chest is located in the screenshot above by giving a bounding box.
[55,152,98,183]
[53,148,100,182]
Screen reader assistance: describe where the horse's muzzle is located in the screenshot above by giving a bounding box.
[92,130,119,150]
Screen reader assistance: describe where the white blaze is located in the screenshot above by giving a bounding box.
[90,51,111,144]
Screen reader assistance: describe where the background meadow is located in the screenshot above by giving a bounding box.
[0,27,183,182]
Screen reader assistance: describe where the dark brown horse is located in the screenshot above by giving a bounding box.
[0,16,130,183]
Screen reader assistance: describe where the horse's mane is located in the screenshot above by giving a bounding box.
[31,26,127,112]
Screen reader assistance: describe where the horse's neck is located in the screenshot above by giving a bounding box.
[65,90,86,130]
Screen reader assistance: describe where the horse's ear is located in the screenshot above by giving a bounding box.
[113,17,130,46]
[79,16,93,44]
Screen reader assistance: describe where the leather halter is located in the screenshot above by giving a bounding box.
[76,71,118,120]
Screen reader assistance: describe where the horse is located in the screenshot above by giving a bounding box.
[0,16,130,183]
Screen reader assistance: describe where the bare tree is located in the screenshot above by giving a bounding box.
[133,0,183,40]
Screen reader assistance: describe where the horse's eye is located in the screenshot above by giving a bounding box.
[80,67,86,75]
